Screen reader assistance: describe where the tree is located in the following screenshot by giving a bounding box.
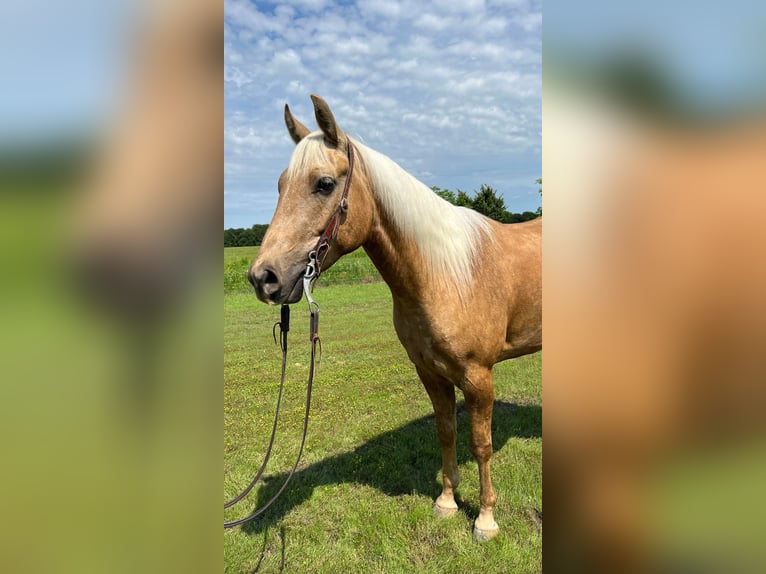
[521,211,538,221]
[535,178,542,216]
[455,189,473,208]
[431,183,541,224]
[471,184,508,222]
[251,224,269,245]
[431,186,456,204]
[223,224,271,247]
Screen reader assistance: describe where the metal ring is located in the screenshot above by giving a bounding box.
[305,251,318,280]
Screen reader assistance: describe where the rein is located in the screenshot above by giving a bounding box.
[224,140,356,529]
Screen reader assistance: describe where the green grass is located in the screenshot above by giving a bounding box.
[224,249,542,573]
[225,246,382,293]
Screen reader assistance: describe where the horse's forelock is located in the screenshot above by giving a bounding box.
[285,132,332,180]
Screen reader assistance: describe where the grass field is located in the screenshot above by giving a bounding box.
[224,247,541,573]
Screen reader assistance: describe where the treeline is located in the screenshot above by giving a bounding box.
[224,182,541,247]
[431,182,541,224]
[224,224,269,247]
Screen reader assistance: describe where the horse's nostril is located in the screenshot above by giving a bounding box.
[262,267,279,287]
[250,265,281,297]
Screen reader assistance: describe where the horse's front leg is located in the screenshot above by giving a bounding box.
[418,367,460,518]
[464,366,499,541]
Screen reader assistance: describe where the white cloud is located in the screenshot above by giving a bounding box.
[289,0,331,11]
[224,65,252,89]
[224,0,269,33]
[224,0,542,227]
[432,0,486,14]
[414,13,454,31]
[272,49,302,70]
[357,0,404,20]
[512,11,542,32]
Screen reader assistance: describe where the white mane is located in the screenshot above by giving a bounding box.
[354,140,492,294]
[287,132,493,294]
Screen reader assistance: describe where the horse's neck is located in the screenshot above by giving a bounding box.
[358,150,476,306]
[363,219,424,305]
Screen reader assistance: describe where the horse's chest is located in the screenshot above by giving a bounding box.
[392,307,460,378]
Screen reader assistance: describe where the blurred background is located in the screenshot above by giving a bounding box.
[544,1,766,573]
[0,1,220,572]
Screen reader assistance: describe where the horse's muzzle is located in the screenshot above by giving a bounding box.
[249,263,304,305]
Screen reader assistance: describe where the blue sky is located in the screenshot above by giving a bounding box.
[0,0,132,148]
[544,1,766,112]
[224,0,543,228]
[4,0,761,230]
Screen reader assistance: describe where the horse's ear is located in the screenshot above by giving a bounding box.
[284,104,310,144]
[310,94,341,147]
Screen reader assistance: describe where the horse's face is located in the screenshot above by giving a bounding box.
[249,96,373,305]
[71,0,222,317]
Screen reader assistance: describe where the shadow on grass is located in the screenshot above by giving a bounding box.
[231,399,541,538]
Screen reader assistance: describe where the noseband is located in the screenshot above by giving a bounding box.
[224,140,356,529]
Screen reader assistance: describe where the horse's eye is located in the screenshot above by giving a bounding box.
[315,177,336,195]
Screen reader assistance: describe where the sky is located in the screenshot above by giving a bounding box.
[224,0,543,228]
[544,1,766,112]
[0,0,132,148]
[2,0,762,229]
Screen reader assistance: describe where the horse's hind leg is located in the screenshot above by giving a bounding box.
[464,366,499,541]
[419,368,460,518]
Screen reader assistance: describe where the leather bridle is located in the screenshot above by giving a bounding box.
[304,139,355,306]
[224,140,356,529]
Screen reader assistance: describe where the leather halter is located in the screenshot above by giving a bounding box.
[303,139,356,334]
[304,140,355,298]
[224,140,356,529]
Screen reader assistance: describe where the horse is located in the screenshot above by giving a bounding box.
[71,0,222,318]
[249,95,542,540]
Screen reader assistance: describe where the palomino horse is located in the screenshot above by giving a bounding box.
[249,95,542,540]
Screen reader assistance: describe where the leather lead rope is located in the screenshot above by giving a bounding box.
[223,305,289,513]
[224,140,356,530]
[224,303,317,529]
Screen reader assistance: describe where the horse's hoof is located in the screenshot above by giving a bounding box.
[473,524,500,542]
[433,501,458,518]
